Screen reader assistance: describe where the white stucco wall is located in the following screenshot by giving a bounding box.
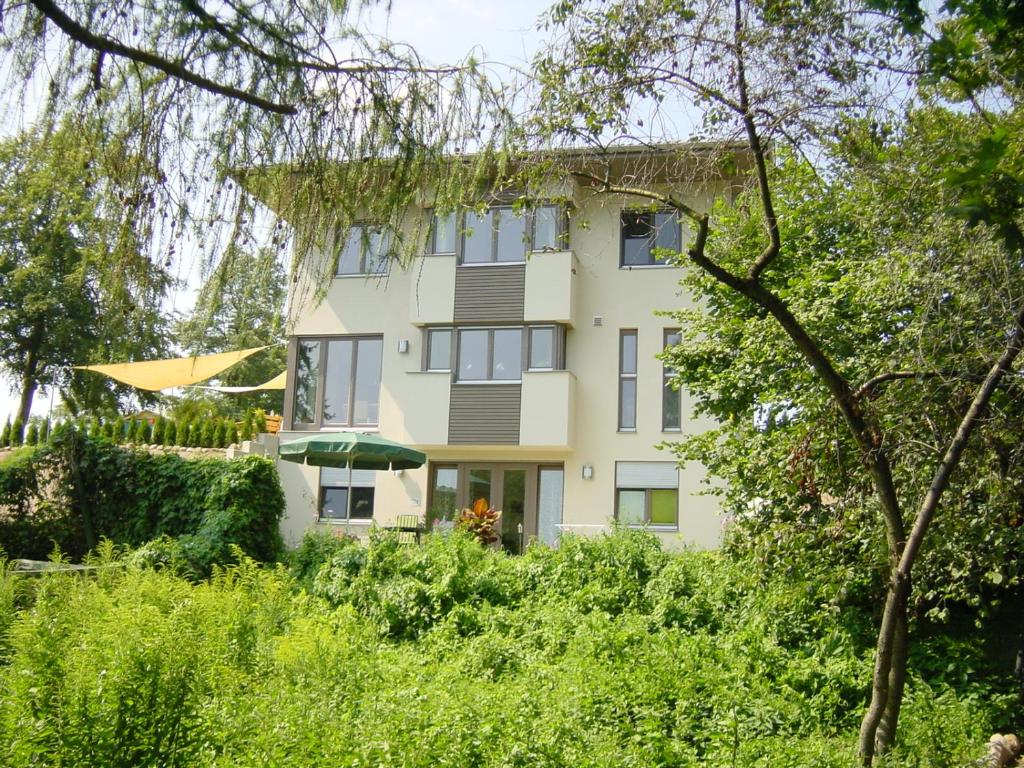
[276,178,725,550]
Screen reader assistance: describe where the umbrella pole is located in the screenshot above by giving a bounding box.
[346,461,353,527]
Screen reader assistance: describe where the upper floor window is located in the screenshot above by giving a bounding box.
[619,329,637,430]
[458,328,523,381]
[621,210,681,267]
[424,325,566,380]
[426,204,567,261]
[292,336,383,429]
[663,329,682,431]
[337,224,389,276]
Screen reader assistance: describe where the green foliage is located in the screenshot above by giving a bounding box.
[176,247,287,418]
[0,433,284,573]
[23,422,37,446]
[163,419,177,447]
[253,409,267,435]
[152,415,165,445]
[0,122,169,419]
[0,533,1011,766]
[176,418,190,447]
[10,418,22,447]
[38,418,49,443]
[112,415,125,444]
[0,418,9,448]
[199,419,214,448]
[663,119,1024,625]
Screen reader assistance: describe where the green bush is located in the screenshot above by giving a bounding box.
[0,433,284,573]
[0,534,1012,767]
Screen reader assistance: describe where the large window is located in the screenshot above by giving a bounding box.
[457,328,522,381]
[337,223,389,276]
[621,210,681,267]
[425,325,565,381]
[320,468,375,522]
[426,205,566,261]
[663,329,682,431]
[619,330,637,430]
[291,336,383,429]
[615,461,679,529]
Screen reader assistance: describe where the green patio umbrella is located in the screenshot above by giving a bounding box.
[278,432,426,520]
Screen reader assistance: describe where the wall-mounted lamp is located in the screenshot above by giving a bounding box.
[392,469,405,477]
[397,339,410,354]
[582,464,594,480]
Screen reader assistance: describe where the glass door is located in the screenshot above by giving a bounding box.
[500,469,527,554]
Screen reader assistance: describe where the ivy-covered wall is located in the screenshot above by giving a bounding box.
[0,430,284,571]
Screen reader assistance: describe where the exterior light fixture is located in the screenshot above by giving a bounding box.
[582,464,594,480]
[397,339,410,354]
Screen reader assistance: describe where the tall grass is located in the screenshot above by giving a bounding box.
[0,530,1012,766]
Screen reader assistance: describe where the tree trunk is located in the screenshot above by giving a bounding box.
[875,576,910,756]
[17,352,38,426]
[17,321,45,426]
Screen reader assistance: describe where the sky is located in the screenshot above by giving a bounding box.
[0,0,555,427]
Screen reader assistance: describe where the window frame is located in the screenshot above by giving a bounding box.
[429,203,567,263]
[662,328,682,432]
[336,222,391,277]
[426,210,458,255]
[614,461,680,530]
[619,209,681,268]
[527,325,564,371]
[318,468,376,523]
[425,328,454,372]
[455,326,524,382]
[614,488,679,529]
[618,329,638,431]
[424,325,566,380]
[289,335,384,430]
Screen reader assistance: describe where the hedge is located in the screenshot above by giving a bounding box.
[0,430,284,573]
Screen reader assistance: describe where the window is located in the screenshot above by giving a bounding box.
[528,326,555,370]
[619,330,637,430]
[429,465,459,519]
[429,211,457,254]
[458,204,567,264]
[320,468,375,522]
[457,328,522,381]
[425,325,565,377]
[663,329,682,431]
[426,329,452,371]
[291,336,383,429]
[337,224,389,276]
[615,461,679,528]
[621,210,681,267]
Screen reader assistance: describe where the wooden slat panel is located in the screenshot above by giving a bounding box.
[453,265,525,323]
[448,384,521,444]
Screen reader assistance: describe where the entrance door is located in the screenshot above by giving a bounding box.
[460,464,537,555]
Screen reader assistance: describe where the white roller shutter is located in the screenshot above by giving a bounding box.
[321,467,377,487]
[615,461,678,489]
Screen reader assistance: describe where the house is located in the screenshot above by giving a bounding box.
[266,145,744,552]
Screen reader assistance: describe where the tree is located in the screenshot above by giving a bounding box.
[0,122,170,422]
[529,0,1022,761]
[176,246,287,418]
[0,0,512,307]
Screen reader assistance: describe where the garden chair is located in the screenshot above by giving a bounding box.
[396,513,422,545]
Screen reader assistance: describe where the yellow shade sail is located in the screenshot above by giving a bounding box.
[194,370,287,393]
[75,346,270,391]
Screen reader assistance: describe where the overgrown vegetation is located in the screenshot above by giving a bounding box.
[0,529,1013,766]
[0,430,283,574]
